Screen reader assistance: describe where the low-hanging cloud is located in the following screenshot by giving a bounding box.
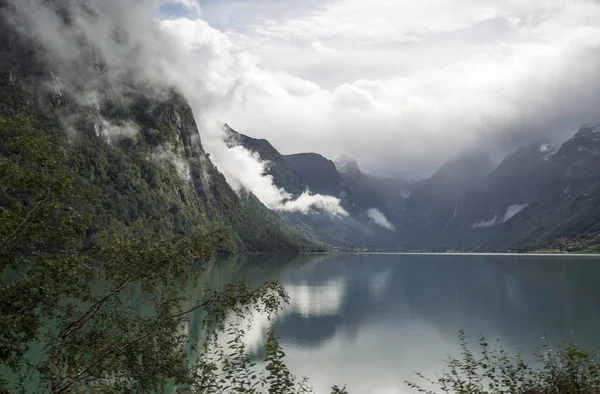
[197,0,600,178]
[5,0,347,216]
[366,208,395,231]
[10,0,600,185]
[201,122,347,215]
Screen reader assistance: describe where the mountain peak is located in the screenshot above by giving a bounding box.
[573,124,600,141]
[335,156,362,176]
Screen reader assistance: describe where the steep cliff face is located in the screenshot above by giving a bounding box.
[0,2,309,252]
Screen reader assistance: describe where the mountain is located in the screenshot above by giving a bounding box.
[490,125,600,251]
[5,1,600,253]
[284,153,347,197]
[225,126,401,249]
[424,142,558,249]
[401,152,494,248]
[226,119,600,253]
[0,3,310,253]
[399,126,600,252]
[225,126,306,196]
[335,158,414,223]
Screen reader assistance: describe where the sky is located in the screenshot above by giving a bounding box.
[157,0,600,178]
[9,0,600,217]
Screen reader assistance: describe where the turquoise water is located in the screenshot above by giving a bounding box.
[199,253,600,394]
[7,253,600,393]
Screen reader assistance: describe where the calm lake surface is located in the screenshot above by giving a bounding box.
[199,253,600,394]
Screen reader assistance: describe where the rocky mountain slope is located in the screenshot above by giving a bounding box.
[335,158,414,223]
[490,125,600,251]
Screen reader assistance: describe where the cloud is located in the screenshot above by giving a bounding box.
[6,0,346,216]
[152,144,192,182]
[11,0,600,187]
[162,0,201,15]
[472,216,498,228]
[98,119,138,142]
[366,208,395,231]
[502,203,528,223]
[203,0,600,177]
[200,123,347,215]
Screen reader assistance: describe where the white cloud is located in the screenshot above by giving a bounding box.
[202,0,600,177]
[367,208,395,231]
[156,19,349,215]
[152,144,192,182]
[9,0,347,217]
[15,0,600,194]
[472,216,498,228]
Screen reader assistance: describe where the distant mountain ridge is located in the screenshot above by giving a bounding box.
[402,126,600,252]
[6,0,600,253]
[225,125,402,249]
[228,122,600,253]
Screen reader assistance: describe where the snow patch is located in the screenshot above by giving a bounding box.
[502,204,528,222]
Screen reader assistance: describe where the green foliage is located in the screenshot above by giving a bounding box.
[0,115,93,379]
[0,115,89,267]
[0,112,336,393]
[0,66,314,254]
[190,323,346,394]
[407,332,600,394]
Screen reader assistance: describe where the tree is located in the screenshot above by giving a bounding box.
[190,323,347,394]
[1,115,92,382]
[406,331,600,394]
[0,114,347,393]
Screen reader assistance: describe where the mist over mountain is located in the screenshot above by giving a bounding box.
[0,0,314,252]
[225,125,400,249]
[226,120,600,252]
[5,2,600,393]
[3,0,600,253]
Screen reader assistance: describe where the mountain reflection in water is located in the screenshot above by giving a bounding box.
[194,253,600,394]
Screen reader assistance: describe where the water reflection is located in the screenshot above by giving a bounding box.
[192,253,600,394]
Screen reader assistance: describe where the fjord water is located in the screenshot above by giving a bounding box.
[201,253,600,394]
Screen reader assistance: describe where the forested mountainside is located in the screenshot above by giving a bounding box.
[0,2,310,253]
